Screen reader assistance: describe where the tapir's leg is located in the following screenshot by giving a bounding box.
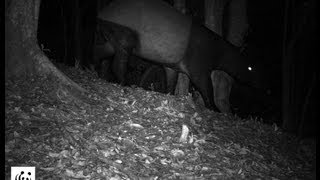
[92,42,114,77]
[164,67,178,94]
[189,71,216,110]
[112,50,130,85]
[211,71,233,113]
[111,35,137,85]
[98,20,138,85]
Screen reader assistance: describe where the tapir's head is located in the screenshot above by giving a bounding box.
[218,53,265,90]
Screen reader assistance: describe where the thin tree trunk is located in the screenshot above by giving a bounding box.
[173,0,187,14]
[281,0,291,131]
[80,0,97,69]
[74,0,81,67]
[204,0,226,35]
[61,1,68,64]
[224,0,248,47]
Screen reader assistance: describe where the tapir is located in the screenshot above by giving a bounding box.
[95,0,262,111]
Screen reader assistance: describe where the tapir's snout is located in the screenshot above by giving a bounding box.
[246,66,272,97]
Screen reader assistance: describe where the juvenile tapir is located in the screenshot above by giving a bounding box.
[94,0,262,111]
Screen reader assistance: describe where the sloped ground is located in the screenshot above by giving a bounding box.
[5,64,316,179]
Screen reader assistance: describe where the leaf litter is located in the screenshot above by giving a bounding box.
[5,63,316,180]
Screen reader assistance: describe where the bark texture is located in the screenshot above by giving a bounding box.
[5,0,39,78]
[204,0,227,35]
[224,0,248,47]
[5,0,84,91]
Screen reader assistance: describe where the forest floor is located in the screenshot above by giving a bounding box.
[5,63,316,180]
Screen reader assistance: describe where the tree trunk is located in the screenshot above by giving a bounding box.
[282,0,317,136]
[205,0,248,47]
[204,0,227,35]
[81,0,97,69]
[173,0,190,96]
[281,0,292,132]
[61,3,68,64]
[224,0,248,47]
[173,0,187,14]
[5,0,84,91]
[73,0,81,67]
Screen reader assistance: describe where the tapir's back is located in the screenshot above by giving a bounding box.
[98,0,192,64]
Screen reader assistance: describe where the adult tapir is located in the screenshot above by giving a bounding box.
[95,0,262,111]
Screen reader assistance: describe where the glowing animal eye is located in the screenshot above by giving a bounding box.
[248,66,252,71]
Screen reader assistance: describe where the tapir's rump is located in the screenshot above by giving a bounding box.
[98,0,192,64]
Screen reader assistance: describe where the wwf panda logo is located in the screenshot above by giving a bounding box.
[15,171,32,180]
